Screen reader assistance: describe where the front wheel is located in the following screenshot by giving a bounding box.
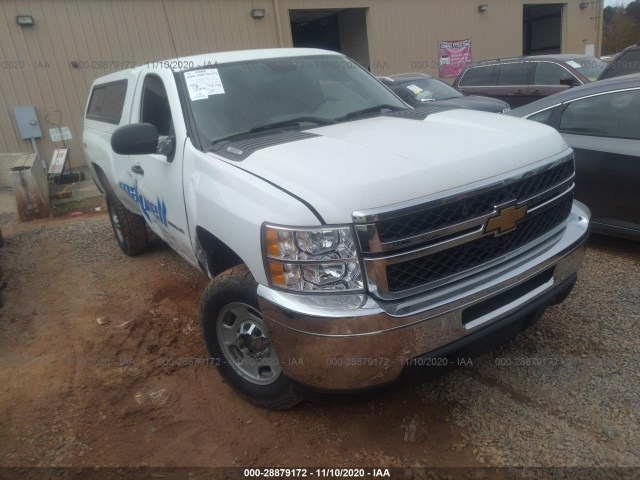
[200,265,301,410]
[105,192,148,256]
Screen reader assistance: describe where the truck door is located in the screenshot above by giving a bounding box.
[126,70,193,261]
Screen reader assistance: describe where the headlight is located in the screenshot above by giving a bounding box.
[263,225,364,292]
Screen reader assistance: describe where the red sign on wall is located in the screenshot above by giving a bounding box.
[438,39,473,78]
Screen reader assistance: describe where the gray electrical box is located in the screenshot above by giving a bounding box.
[12,106,43,139]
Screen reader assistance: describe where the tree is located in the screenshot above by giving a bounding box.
[625,0,640,22]
[602,2,640,55]
[604,5,615,23]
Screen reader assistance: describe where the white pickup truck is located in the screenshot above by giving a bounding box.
[83,48,590,409]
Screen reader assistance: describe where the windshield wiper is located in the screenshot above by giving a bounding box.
[248,116,336,133]
[337,104,405,121]
[207,117,336,150]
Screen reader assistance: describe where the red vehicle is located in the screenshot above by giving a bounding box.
[453,55,606,108]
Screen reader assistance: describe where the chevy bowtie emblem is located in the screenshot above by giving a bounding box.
[485,204,528,235]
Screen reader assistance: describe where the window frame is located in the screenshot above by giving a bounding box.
[139,73,174,137]
[85,80,128,125]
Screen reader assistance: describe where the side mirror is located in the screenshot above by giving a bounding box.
[111,123,159,155]
[559,76,580,87]
[157,136,176,159]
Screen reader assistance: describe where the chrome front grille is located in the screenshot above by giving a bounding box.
[353,152,575,300]
[385,195,573,292]
[375,160,574,245]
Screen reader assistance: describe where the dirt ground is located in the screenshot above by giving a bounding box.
[0,205,638,472]
[0,206,478,469]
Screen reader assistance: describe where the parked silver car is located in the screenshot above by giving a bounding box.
[509,73,640,240]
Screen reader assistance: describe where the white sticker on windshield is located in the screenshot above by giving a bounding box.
[184,69,225,101]
[406,84,424,94]
[566,60,582,69]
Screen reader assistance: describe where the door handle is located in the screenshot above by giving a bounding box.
[131,164,144,175]
[514,90,525,95]
[530,89,540,94]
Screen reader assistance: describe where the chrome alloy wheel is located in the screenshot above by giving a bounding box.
[216,302,281,385]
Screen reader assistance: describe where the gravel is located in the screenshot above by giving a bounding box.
[419,235,640,467]
[1,212,638,470]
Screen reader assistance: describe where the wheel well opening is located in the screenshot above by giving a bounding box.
[92,163,108,194]
[196,226,243,278]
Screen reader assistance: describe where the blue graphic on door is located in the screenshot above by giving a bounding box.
[119,181,167,226]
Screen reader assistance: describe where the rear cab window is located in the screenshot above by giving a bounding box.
[86,81,128,124]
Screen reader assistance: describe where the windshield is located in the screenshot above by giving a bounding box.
[566,56,606,81]
[185,55,407,146]
[397,78,463,101]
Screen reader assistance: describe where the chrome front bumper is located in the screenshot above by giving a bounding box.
[257,202,590,390]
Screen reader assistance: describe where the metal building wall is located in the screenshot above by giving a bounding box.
[278,0,601,76]
[0,0,601,165]
[0,0,279,164]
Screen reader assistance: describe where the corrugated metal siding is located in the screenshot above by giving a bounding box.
[278,0,599,76]
[0,0,600,165]
[0,0,279,164]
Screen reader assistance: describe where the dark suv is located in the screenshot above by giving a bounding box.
[598,44,640,80]
[453,55,606,108]
[379,73,510,113]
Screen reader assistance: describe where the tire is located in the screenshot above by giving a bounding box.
[105,192,148,256]
[200,265,302,410]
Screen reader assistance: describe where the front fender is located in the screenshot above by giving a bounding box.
[184,142,321,286]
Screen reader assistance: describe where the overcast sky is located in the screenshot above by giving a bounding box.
[604,0,632,6]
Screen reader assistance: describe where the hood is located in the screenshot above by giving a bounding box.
[434,96,510,113]
[218,110,568,224]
